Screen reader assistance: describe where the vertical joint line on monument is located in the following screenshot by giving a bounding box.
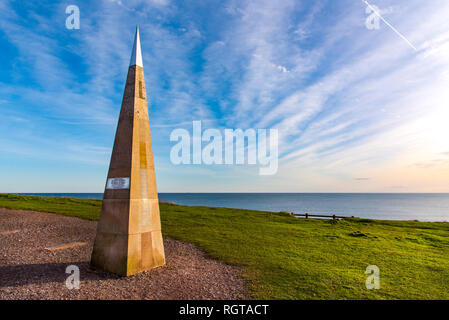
[139,80,145,99]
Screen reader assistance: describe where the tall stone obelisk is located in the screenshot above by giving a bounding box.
[90,26,165,276]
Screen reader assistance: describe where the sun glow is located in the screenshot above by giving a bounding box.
[420,101,449,154]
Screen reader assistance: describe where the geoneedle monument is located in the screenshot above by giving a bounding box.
[90,26,165,276]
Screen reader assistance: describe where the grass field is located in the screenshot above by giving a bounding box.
[1,193,449,299]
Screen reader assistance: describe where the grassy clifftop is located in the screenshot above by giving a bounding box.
[1,193,449,299]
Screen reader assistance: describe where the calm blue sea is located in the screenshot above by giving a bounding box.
[18,193,449,222]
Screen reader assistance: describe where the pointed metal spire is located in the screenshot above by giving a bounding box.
[129,26,143,67]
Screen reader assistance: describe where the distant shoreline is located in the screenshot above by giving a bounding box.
[12,192,449,195]
[6,192,449,222]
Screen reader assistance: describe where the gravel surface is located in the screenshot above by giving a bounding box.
[0,208,247,300]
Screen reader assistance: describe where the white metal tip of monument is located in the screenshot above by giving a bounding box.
[129,26,143,68]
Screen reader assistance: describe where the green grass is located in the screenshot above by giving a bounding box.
[1,193,449,299]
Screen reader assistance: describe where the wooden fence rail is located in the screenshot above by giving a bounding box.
[293,213,355,220]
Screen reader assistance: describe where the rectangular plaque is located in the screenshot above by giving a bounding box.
[106,177,130,189]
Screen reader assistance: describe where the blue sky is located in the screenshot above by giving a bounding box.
[1,0,449,193]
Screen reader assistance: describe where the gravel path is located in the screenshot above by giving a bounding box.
[0,208,247,300]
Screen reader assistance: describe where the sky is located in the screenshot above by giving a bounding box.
[0,0,449,193]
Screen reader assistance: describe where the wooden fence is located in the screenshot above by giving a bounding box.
[293,213,355,220]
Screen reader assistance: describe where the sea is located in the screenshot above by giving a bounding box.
[18,193,449,222]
